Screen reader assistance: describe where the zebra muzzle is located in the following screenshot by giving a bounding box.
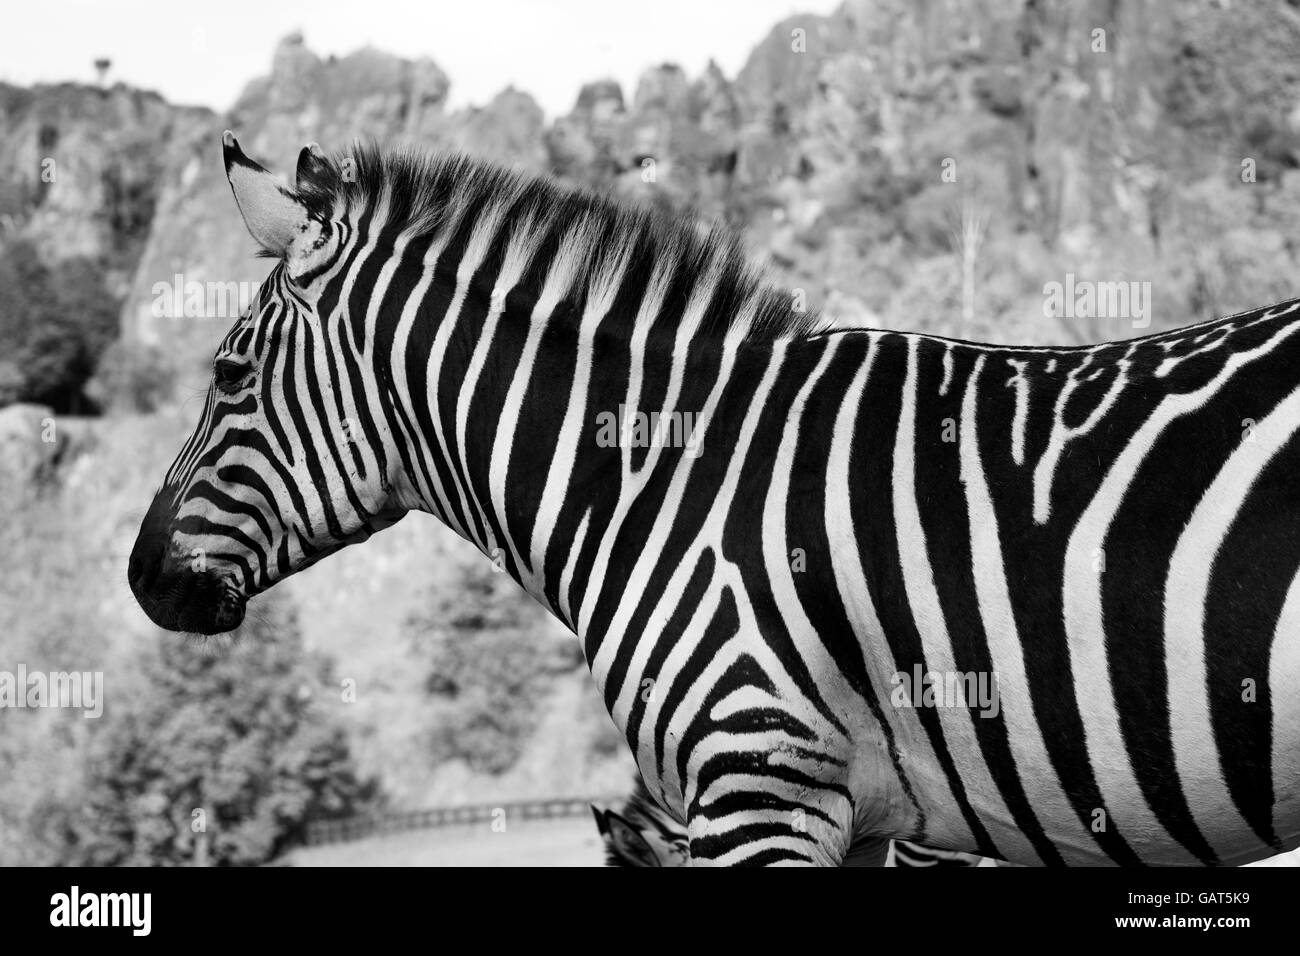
[128,493,247,635]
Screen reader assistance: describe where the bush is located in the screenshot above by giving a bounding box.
[0,240,120,414]
[407,562,583,774]
[53,597,378,866]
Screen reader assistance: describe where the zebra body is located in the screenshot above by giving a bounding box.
[129,133,1300,866]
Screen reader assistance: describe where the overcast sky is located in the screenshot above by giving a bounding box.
[1,0,842,117]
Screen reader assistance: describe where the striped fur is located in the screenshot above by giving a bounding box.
[130,134,1300,866]
[890,841,985,868]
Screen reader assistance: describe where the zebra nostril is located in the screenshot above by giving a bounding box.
[127,527,166,596]
[130,487,182,598]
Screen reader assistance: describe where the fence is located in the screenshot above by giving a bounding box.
[305,795,623,847]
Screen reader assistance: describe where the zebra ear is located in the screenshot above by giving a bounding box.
[604,812,661,867]
[294,141,337,217]
[296,141,330,187]
[222,130,309,257]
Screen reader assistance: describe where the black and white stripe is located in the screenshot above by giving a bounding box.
[130,133,1300,866]
[593,774,984,868]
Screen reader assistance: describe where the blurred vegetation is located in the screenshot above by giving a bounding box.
[407,563,585,774]
[47,598,378,866]
[98,137,161,252]
[0,239,120,413]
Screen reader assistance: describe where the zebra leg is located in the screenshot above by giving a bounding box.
[890,840,986,867]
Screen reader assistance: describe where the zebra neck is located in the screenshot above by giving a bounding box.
[387,270,729,631]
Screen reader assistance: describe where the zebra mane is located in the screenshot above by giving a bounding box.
[295,141,831,342]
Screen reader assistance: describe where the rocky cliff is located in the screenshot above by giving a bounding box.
[100,1,1300,407]
[4,2,1300,412]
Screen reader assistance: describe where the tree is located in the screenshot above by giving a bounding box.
[0,240,119,413]
[55,596,378,866]
[406,560,583,774]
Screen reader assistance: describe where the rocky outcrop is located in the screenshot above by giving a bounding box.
[0,83,212,293]
[117,34,557,396]
[8,1,1300,399]
[0,84,203,251]
[0,403,57,496]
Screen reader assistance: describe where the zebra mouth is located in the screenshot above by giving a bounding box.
[129,570,247,635]
[211,583,248,633]
[177,575,248,635]
[128,487,252,635]
[128,538,249,635]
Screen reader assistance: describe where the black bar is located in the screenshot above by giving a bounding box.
[0,865,1287,943]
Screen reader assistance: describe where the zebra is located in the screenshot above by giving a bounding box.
[129,131,1300,866]
[592,774,984,867]
[889,841,988,868]
[592,775,690,868]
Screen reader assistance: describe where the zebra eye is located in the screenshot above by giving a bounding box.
[214,358,252,393]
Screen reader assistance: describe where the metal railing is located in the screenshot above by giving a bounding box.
[304,795,622,846]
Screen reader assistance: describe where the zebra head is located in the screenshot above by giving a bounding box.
[128,133,411,634]
[592,776,689,867]
[591,805,689,867]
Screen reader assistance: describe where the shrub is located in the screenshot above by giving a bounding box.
[407,562,583,774]
[53,597,378,866]
[0,240,120,414]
